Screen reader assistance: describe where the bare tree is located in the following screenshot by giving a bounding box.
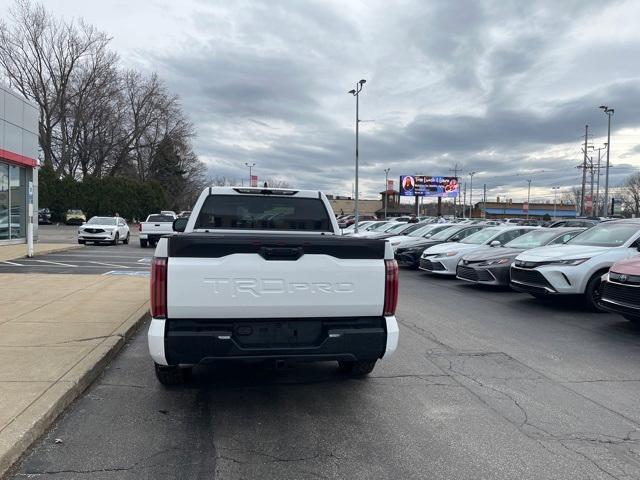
[622,173,640,217]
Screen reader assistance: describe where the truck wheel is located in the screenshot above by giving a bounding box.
[140,239,148,248]
[338,360,377,376]
[154,363,192,386]
[584,271,607,312]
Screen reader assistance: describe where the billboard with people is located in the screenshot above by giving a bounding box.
[399,175,459,197]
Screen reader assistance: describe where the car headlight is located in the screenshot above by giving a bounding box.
[549,258,590,266]
[482,257,512,266]
[440,251,459,257]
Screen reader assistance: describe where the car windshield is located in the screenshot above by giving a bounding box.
[147,214,175,222]
[365,221,387,230]
[567,223,640,247]
[460,228,502,244]
[387,223,411,233]
[87,217,116,225]
[68,210,83,215]
[504,229,559,248]
[430,226,465,241]
[372,222,393,232]
[408,224,440,237]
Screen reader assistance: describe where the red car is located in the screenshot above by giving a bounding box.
[599,255,640,323]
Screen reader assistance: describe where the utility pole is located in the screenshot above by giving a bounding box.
[348,79,366,233]
[469,172,476,218]
[552,186,560,219]
[384,168,390,220]
[589,156,595,216]
[449,163,461,217]
[580,125,588,216]
[462,182,467,219]
[245,162,256,186]
[526,179,532,220]
[483,184,487,219]
[600,106,614,217]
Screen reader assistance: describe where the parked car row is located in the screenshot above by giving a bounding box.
[399,219,640,324]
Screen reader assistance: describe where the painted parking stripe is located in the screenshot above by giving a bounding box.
[102,270,150,277]
[30,259,77,267]
[88,261,131,268]
[1,260,23,266]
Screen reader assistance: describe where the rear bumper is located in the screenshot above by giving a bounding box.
[148,316,398,366]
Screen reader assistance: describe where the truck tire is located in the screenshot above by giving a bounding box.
[338,360,377,376]
[154,363,192,386]
[140,239,148,248]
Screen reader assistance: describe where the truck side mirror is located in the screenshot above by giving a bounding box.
[173,217,188,233]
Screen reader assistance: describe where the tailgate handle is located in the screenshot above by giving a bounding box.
[260,246,304,261]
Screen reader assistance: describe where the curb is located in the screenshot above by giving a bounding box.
[0,302,150,478]
[1,244,85,263]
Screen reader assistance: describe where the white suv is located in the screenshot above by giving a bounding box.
[510,220,640,309]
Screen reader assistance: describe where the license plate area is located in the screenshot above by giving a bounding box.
[233,320,322,348]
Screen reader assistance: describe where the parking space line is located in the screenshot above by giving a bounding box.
[1,260,23,266]
[30,259,78,267]
[88,261,131,268]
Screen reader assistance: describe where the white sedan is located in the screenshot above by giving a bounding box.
[78,216,130,245]
[419,226,537,275]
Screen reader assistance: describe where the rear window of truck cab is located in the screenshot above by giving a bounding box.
[194,194,333,232]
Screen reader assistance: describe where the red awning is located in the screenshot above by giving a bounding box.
[0,148,37,168]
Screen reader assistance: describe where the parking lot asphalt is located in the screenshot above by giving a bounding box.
[10,270,640,479]
[2,225,151,275]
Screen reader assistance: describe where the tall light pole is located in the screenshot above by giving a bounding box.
[469,172,476,218]
[384,168,390,220]
[526,179,532,220]
[348,79,366,233]
[595,143,607,217]
[552,186,560,220]
[599,105,614,216]
[245,162,255,186]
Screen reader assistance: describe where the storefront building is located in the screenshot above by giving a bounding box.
[0,85,38,245]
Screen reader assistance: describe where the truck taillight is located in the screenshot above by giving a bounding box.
[383,259,399,316]
[138,223,142,232]
[150,257,167,318]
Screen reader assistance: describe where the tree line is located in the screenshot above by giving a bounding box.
[0,0,207,217]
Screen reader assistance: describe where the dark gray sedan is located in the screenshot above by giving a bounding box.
[456,227,584,286]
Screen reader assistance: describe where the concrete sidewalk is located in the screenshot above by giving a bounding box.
[0,273,149,477]
[0,243,82,262]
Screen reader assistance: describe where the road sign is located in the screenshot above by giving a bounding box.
[585,195,593,213]
[523,202,529,213]
[250,175,258,187]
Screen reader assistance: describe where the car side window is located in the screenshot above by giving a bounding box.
[459,227,481,239]
[495,230,520,244]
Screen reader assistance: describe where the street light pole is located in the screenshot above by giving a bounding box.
[469,172,476,218]
[599,106,614,216]
[552,186,560,219]
[526,179,532,220]
[348,79,366,233]
[595,143,607,217]
[384,168,390,220]
[245,162,255,186]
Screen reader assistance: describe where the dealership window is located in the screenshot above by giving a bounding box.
[0,163,8,240]
[9,165,25,239]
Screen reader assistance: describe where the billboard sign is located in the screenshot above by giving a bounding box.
[250,175,258,187]
[611,197,622,216]
[386,179,394,191]
[399,175,459,197]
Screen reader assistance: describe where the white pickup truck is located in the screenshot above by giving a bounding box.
[148,186,399,385]
[139,213,176,248]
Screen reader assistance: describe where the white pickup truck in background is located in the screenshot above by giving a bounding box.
[139,213,176,248]
[148,186,399,385]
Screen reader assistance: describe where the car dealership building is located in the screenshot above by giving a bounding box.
[0,84,38,245]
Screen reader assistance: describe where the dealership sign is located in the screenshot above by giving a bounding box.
[399,175,459,197]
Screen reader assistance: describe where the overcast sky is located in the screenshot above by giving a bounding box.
[4,0,640,203]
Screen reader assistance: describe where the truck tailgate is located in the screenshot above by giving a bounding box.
[166,234,386,319]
